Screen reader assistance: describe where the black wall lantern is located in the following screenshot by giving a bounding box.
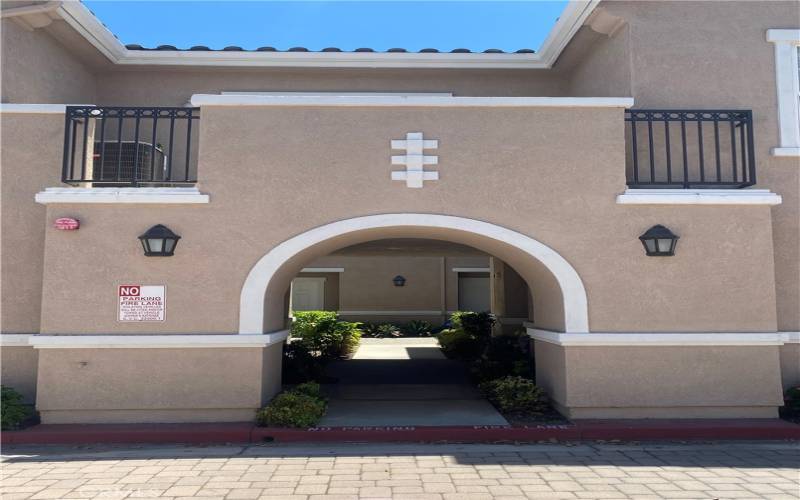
[639,224,679,256]
[393,275,406,287]
[139,224,181,256]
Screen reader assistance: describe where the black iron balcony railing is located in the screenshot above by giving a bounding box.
[625,109,756,189]
[62,106,200,186]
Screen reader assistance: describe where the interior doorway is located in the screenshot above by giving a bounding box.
[290,277,326,311]
[458,272,491,313]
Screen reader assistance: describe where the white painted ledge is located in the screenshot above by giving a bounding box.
[616,189,782,206]
[527,327,790,346]
[452,267,491,273]
[771,147,800,157]
[35,187,209,204]
[0,103,93,114]
[782,332,800,343]
[301,267,344,273]
[29,331,288,349]
[338,310,444,316]
[191,94,634,108]
[0,334,33,347]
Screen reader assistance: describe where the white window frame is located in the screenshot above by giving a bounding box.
[767,29,800,156]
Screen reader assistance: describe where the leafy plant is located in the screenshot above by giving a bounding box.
[291,312,361,359]
[401,320,432,337]
[452,311,496,337]
[282,342,326,384]
[291,381,323,398]
[1,386,32,430]
[479,376,548,416]
[291,311,338,338]
[782,385,800,417]
[256,391,327,428]
[360,322,401,338]
[470,331,533,382]
[437,328,484,359]
[436,311,495,360]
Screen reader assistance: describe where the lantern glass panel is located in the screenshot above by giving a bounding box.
[164,239,176,254]
[644,239,658,254]
[657,238,673,253]
[148,238,164,253]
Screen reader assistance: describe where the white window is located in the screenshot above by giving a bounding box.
[767,29,800,156]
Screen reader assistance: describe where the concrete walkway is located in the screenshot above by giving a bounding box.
[2,442,798,499]
[319,338,508,427]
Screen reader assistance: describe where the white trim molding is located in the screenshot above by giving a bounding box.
[191,94,634,108]
[452,267,491,273]
[338,310,444,316]
[29,331,289,349]
[300,267,344,273]
[240,214,589,334]
[782,332,800,343]
[14,1,597,69]
[222,92,454,97]
[616,189,782,206]
[0,104,93,114]
[527,327,790,347]
[767,29,800,156]
[35,187,210,204]
[0,334,33,347]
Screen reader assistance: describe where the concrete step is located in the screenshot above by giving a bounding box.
[322,384,483,401]
[318,399,509,427]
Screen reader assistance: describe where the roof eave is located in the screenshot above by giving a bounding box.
[53,0,599,69]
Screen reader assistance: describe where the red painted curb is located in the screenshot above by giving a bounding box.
[2,420,798,445]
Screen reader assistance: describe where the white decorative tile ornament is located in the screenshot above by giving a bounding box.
[390,132,439,188]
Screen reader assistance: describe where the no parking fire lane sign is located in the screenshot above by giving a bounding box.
[118,285,166,322]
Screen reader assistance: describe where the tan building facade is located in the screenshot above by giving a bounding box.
[1,1,799,423]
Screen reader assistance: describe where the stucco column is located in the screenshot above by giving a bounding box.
[489,257,506,335]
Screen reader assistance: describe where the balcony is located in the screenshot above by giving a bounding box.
[59,105,757,191]
[62,106,199,187]
[625,109,756,189]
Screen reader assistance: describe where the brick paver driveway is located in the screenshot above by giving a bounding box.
[1,442,798,499]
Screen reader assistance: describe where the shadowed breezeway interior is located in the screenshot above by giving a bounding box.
[319,338,509,427]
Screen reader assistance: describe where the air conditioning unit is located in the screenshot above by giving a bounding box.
[92,141,167,183]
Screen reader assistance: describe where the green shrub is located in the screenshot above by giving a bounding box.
[401,320,432,337]
[291,313,361,359]
[292,382,322,398]
[256,391,326,428]
[282,342,326,384]
[317,318,361,358]
[437,328,484,359]
[783,385,800,416]
[451,311,495,337]
[437,312,494,360]
[470,331,533,382]
[361,323,401,338]
[479,376,548,416]
[1,386,32,430]
[291,311,338,338]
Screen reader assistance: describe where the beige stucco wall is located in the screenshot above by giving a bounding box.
[35,105,778,335]
[94,68,567,107]
[0,114,64,334]
[535,340,785,418]
[570,0,800,330]
[1,18,96,103]
[35,346,275,423]
[0,346,38,403]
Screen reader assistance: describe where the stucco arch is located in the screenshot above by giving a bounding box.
[239,214,589,334]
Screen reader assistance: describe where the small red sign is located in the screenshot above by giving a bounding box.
[119,285,141,297]
[54,217,80,230]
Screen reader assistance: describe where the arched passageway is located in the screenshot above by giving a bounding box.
[240,214,589,334]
